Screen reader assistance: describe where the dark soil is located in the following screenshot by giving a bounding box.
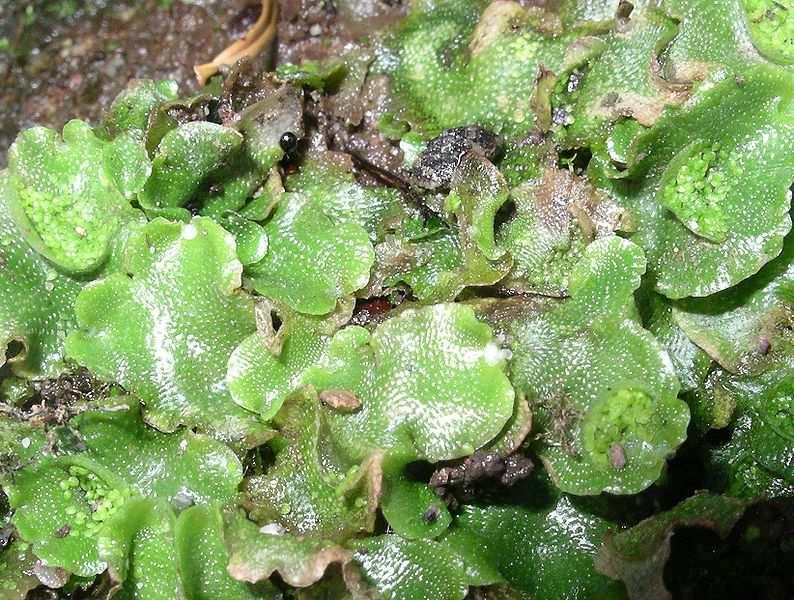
[666,499,794,599]
[429,450,535,508]
[0,0,255,167]
[0,0,406,167]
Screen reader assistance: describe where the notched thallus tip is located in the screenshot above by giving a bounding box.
[194,0,279,86]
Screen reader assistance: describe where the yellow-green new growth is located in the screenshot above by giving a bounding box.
[744,0,794,63]
[7,120,145,274]
[660,142,736,243]
[582,388,654,467]
[16,186,111,268]
[59,466,128,539]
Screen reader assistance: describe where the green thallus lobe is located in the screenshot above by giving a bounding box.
[16,186,108,267]
[744,0,794,62]
[58,466,127,539]
[582,388,654,467]
[2,0,793,597]
[659,142,739,243]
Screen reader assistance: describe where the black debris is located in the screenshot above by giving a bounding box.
[408,125,500,191]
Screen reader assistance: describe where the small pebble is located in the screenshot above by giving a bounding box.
[608,443,627,470]
[319,389,361,412]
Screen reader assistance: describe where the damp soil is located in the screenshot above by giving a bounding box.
[0,0,406,167]
[1,0,240,165]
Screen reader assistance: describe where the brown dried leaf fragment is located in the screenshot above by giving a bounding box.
[497,166,630,296]
[469,1,533,57]
[540,167,626,237]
